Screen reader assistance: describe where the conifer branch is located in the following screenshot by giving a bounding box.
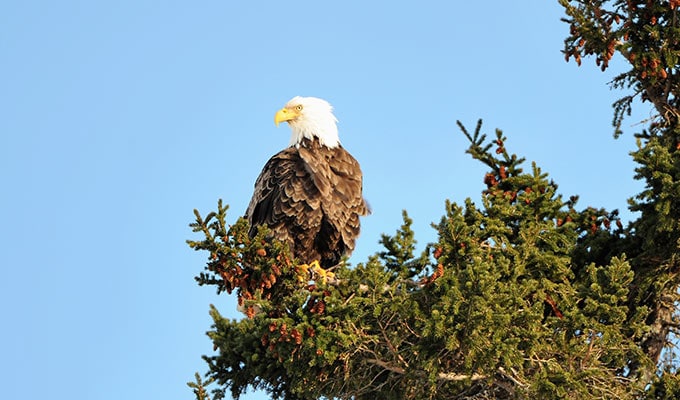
[365,358,488,382]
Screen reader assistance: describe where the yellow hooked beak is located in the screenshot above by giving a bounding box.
[274,107,300,127]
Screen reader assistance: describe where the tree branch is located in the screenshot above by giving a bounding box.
[365,358,488,382]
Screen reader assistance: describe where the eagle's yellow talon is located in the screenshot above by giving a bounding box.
[309,260,322,273]
[296,263,311,282]
[310,260,335,284]
[296,260,335,284]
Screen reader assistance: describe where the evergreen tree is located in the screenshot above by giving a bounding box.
[187,1,680,398]
[561,0,680,390]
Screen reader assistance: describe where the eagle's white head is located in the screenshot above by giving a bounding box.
[274,96,340,148]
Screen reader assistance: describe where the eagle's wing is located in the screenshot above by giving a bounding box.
[245,148,322,242]
[328,146,370,254]
[297,144,369,256]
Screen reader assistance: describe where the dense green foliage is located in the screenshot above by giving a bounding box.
[561,0,680,136]
[187,1,680,398]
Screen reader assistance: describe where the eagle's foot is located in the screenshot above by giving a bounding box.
[297,260,335,284]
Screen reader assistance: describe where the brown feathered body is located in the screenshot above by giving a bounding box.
[246,137,369,268]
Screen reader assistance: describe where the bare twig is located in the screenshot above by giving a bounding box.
[365,358,488,382]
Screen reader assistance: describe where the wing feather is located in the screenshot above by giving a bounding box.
[245,147,323,250]
[327,145,370,254]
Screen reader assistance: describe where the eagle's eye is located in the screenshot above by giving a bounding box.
[295,104,303,111]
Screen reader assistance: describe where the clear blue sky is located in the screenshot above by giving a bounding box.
[1,2,647,399]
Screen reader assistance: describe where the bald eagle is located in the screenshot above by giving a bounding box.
[246,96,369,276]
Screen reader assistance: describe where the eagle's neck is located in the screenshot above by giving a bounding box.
[295,136,338,151]
[288,115,340,149]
